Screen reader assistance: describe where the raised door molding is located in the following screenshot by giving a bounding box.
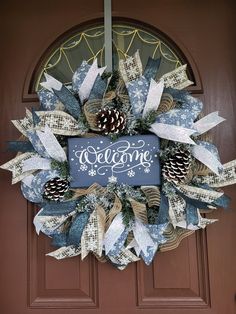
[28,204,99,309]
[136,231,210,309]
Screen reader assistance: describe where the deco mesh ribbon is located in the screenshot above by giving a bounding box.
[1,51,236,270]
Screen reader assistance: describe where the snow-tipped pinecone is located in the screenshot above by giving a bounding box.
[162,149,192,184]
[96,108,126,135]
[43,177,69,201]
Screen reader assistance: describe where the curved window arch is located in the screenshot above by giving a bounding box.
[35,22,192,91]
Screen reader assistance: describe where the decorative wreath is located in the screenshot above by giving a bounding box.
[1,51,236,270]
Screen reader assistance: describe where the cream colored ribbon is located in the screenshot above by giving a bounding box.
[194,159,236,188]
[47,245,81,259]
[0,152,37,184]
[81,205,106,260]
[161,64,193,89]
[176,184,223,203]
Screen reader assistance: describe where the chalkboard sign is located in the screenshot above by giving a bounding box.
[68,135,160,187]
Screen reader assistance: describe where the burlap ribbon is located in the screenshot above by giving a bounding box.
[128,198,148,224]
[159,224,194,252]
[72,182,107,199]
[141,186,161,207]
[83,99,102,131]
[106,194,122,229]
[156,93,175,115]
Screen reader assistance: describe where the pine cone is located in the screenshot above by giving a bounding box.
[43,177,69,201]
[162,149,192,184]
[96,108,126,135]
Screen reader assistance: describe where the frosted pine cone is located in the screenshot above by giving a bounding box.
[43,177,69,201]
[96,108,126,135]
[162,149,192,184]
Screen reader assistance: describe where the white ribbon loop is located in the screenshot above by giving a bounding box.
[33,209,44,235]
[142,79,164,118]
[193,111,225,135]
[22,157,51,172]
[103,213,126,255]
[79,59,106,103]
[40,73,63,92]
[133,219,154,255]
[150,122,196,145]
[191,145,223,175]
[36,125,67,162]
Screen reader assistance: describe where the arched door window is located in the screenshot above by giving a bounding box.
[35,23,188,90]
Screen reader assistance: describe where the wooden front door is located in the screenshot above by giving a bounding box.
[0,1,235,313]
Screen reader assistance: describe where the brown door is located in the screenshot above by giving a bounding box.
[0,1,235,313]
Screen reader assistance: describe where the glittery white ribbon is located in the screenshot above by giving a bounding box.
[21,174,35,187]
[150,122,196,145]
[142,78,164,118]
[40,73,63,92]
[79,59,106,103]
[132,219,155,255]
[22,157,51,172]
[191,144,223,175]
[193,111,225,135]
[36,125,67,162]
[33,208,44,235]
[103,212,126,255]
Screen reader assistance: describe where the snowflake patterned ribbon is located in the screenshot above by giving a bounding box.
[38,88,64,111]
[74,59,106,103]
[41,73,81,119]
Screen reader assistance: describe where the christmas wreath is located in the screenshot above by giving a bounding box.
[1,51,236,269]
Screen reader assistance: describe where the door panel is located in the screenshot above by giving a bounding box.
[137,232,210,309]
[0,1,235,314]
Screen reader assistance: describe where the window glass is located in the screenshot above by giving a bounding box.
[36,25,182,90]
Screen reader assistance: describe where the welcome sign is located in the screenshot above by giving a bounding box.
[68,135,160,187]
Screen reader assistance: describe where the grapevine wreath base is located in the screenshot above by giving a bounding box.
[1,51,236,269]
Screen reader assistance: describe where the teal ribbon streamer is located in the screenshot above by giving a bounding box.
[89,75,108,100]
[67,212,90,245]
[164,87,190,102]
[107,229,129,257]
[7,141,34,152]
[32,108,41,126]
[186,203,199,226]
[176,189,212,209]
[53,86,81,118]
[156,193,169,224]
[213,194,231,208]
[52,233,68,247]
[39,200,78,216]
[196,183,230,209]
[144,57,161,82]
